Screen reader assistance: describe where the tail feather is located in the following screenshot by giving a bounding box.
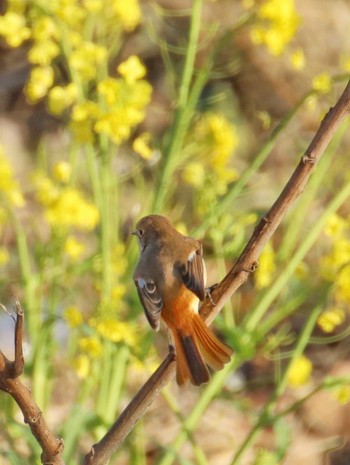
[192,313,233,371]
[173,330,210,386]
[172,314,233,386]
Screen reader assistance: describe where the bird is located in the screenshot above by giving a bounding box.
[132,214,233,386]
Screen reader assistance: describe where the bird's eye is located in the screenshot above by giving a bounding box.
[138,229,144,237]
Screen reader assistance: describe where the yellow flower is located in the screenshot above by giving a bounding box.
[111,284,127,302]
[183,162,206,187]
[133,133,153,160]
[28,40,60,66]
[73,354,90,378]
[33,172,59,206]
[45,187,99,231]
[287,355,312,387]
[79,336,102,358]
[312,73,332,94]
[69,42,107,81]
[71,101,99,122]
[117,55,146,84]
[333,385,350,405]
[324,214,346,238]
[83,0,103,12]
[53,161,72,183]
[95,78,152,145]
[64,236,85,260]
[251,0,299,56]
[317,307,345,333]
[334,264,350,304]
[290,48,305,70]
[255,242,276,289]
[64,306,83,328]
[112,0,141,31]
[340,55,350,73]
[25,66,54,102]
[0,247,9,266]
[0,12,31,47]
[31,17,59,42]
[91,318,137,346]
[0,146,25,207]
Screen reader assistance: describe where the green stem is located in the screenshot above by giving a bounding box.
[230,305,321,465]
[10,210,38,338]
[244,181,350,333]
[152,0,203,213]
[100,150,113,301]
[156,358,239,465]
[194,92,312,236]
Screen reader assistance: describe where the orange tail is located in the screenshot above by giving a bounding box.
[172,314,233,386]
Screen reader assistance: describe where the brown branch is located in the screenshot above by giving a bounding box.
[0,301,65,465]
[83,80,350,465]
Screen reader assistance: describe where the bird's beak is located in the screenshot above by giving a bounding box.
[131,230,138,236]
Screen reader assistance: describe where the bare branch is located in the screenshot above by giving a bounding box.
[0,301,65,465]
[83,352,176,465]
[83,80,350,465]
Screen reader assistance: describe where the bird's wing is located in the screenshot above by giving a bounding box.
[134,278,163,330]
[178,244,206,301]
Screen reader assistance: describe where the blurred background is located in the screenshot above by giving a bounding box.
[0,1,350,464]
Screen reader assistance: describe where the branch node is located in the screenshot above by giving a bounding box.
[242,261,258,273]
[26,411,42,425]
[302,153,316,164]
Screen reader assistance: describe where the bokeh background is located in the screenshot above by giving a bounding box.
[0,1,350,464]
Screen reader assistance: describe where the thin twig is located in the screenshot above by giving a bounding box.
[0,301,65,465]
[82,81,350,465]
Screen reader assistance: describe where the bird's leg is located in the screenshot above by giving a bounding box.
[167,327,176,354]
[205,283,218,305]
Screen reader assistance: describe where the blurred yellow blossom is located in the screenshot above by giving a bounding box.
[73,354,90,378]
[31,17,59,42]
[333,385,350,405]
[340,55,350,73]
[250,0,300,55]
[79,336,102,358]
[48,84,78,115]
[69,42,107,81]
[133,133,153,160]
[112,0,141,31]
[0,147,25,207]
[64,306,83,328]
[111,284,127,302]
[317,307,345,333]
[53,161,72,183]
[111,243,128,275]
[183,162,206,187]
[312,72,332,94]
[28,40,60,66]
[255,242,276,289]
[334,264,350,304]
[324,214,347,237]
[90,318,137,346]
[287,355,312,387]
[118,55,146,84]
[53,0,86,27]
[45,187,99,231]
[64,236,85,260]
[83,0,103,12]
[95,78,152,145]
[291,48,305,70]
[26,66,54,102]
[0,247,9,266]
[0,12,31,47]
[33,172,59,206]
